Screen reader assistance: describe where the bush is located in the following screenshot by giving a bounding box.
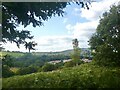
[94,58,118,67]
[38,67,42,72]
[42,63,56,72]
[16,66,38,75]
[2,54,15,67]
[54,62,64,69]
[64,60,84,67]
[2,65,14,78]
[64,61,76,67]
[2,63,120,88]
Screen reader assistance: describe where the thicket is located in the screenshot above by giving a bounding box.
[2,55,15,78]
[2,63,120,88]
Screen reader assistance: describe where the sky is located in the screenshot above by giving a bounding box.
[2,0,119,52]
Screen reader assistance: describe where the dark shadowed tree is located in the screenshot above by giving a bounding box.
[25,41,37,53]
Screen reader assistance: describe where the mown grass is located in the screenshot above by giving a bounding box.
[2,62,120,88]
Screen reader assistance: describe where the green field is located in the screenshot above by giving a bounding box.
[2,62,120,88]
[0,51,25,58]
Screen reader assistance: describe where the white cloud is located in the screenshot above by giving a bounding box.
[3,34,91,52]
[75,0,119,21]
[65,20,99,48]
[2,42,27,52]
[74,7,81,12]
[34,35,73,52]
[2,35,74,52]
[72,20,99,38]
[66,24,73,30]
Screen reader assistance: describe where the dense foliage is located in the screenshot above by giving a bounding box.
[41,63,57,72]
[2,55,14,67]
[13,53,70,67]
[16,66,38,75]
[2,55,15,77]
[89,5,120,66]
[64,60,84,67]
[2,65,14,78]
[2,63,120,88]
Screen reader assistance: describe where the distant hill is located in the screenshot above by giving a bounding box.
[1,48,91,57]
[32,48,90,55]
[0,51,25,58]
[60,48,91,55]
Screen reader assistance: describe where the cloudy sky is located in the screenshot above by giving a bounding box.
[3,0,119,52]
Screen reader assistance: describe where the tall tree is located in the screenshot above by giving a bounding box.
[1,1,90,47]
[89,4,120,65]
[25,41,37,53]
[72,38,80,66]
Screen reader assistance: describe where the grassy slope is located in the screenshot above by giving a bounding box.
[2,62,120,88]
[0,51,24,58]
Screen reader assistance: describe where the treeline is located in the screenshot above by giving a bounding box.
[2,53,70,78]
[2,52,86,78]
[13,53,71,67]
[2,48,92,78]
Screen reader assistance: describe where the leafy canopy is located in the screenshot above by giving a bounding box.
[89,4,120,65]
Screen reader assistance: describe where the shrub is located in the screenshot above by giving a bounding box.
[2,63,120,88]
[38,67,42,72]
[2,65,14,78]
[2,54,15,67]
[42,63,56,72]
[16,66,38,75]
[64,60,84,67]
[54,62,64,69]
[64,61,76,67]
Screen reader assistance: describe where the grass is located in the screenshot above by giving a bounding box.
[2,62,120,88]
[0,51,24,58]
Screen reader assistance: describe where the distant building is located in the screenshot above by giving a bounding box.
[63,59,71,63]
[48,59,72,64]
[48,60,61,64]
[82,59,92,63]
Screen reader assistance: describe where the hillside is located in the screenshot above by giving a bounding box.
[0,51,25,58]
[2,62,120,88]
[1,48,91,57]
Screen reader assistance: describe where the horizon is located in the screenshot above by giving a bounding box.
[2,47,90,53]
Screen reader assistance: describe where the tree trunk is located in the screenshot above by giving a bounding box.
[29,49,30,53]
